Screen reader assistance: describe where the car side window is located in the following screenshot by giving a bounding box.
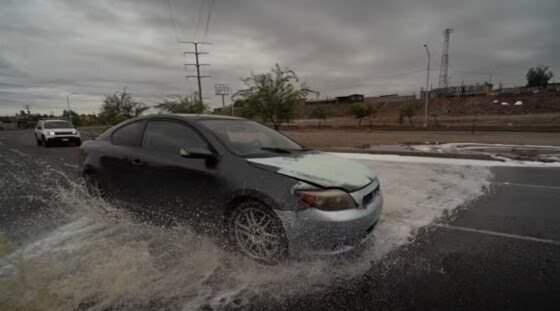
[142,120,206,155]
[111,121,145,147]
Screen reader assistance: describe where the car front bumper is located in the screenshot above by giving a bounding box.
[275,182,383,258]
[45,135,81,143]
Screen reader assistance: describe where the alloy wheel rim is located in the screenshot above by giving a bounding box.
[233,207,282,261]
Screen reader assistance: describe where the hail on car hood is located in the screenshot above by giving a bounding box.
[247,152,376,191]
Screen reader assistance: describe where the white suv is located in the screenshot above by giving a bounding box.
[34,119,81,147]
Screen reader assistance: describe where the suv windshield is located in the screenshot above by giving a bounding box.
[200,119,305,157]
[44,121,73,129]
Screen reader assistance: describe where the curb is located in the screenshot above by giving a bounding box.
[321,148,504,162]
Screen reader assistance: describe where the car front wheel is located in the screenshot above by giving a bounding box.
[42,136,50,148]
[229,201,289,263]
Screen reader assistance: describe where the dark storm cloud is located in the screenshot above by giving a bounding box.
[0,0,558,114]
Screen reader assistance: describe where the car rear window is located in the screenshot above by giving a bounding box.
[142,120,205,155]
[111,121,145,147]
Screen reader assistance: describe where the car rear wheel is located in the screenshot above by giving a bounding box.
[229,201,288,263]
[84,173,107,199]
[35,135,41,146]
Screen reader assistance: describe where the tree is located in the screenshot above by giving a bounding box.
[99,87,148,125]
[399,103,420,127]
[351,103,367,127]
[232,64,318,129]
[364,103,378,128]
[309,106,329,128]
[526,65,553,87]
[62,109,81,126]
[351,103,377,127]
[154,93,208,114]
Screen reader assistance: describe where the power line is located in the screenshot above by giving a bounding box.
[165,0,180,44]
[203,0,215,41]
[194,0,206,40]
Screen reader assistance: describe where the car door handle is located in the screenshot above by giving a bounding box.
[131,158,144,166]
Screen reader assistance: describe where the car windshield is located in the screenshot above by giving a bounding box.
[44,121,73,129]
[199,119,305,157]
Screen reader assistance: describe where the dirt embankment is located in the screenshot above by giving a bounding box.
[295,91,560,129]
[281,129,560,148]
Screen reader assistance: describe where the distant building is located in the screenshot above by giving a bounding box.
[305,93,416,105]
[364,94,415,104]
[304,98,338,105]
[336,94,364,103]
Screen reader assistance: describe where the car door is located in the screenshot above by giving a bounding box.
[98,120,147,205]
[135,119,221,226]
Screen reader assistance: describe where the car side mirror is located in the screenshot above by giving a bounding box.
[180,146,214,159]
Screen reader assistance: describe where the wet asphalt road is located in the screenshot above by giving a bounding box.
[1,129,560,310]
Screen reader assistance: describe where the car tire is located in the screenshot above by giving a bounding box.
[228,200,289,263]
[75,139,82,146]
[84,173,107,199]
[35,135,42,146]
[42,136,50,148]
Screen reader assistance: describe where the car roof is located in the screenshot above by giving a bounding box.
[138,114,244,122]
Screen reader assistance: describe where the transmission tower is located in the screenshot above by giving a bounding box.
[438,28,454,89]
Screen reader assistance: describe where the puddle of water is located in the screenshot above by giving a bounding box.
[0,149,492,310]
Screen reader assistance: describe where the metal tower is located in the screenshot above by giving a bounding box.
[438,28,454,89]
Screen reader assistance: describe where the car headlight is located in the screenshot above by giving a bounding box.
[48,131,55,136]
[72,130,77,134]
[295,189,357,211]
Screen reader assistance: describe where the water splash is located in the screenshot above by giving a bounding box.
[0,147,492,310]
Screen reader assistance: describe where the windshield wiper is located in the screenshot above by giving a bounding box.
[260,147,311,153]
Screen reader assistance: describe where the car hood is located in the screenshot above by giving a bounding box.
[247,152,375,191]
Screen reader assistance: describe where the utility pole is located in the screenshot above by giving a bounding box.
[423,44,431,128]
[180,41,211,104]
[66,95,73,124]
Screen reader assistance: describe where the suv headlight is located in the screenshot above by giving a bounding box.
[48,131,55,136]
[295,189,357,211]
[72,130,78,134]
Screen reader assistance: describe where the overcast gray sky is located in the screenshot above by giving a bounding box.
[0,0,558,115]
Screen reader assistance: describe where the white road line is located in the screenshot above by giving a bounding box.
[492,181,560,190]
[433,224,560,246]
